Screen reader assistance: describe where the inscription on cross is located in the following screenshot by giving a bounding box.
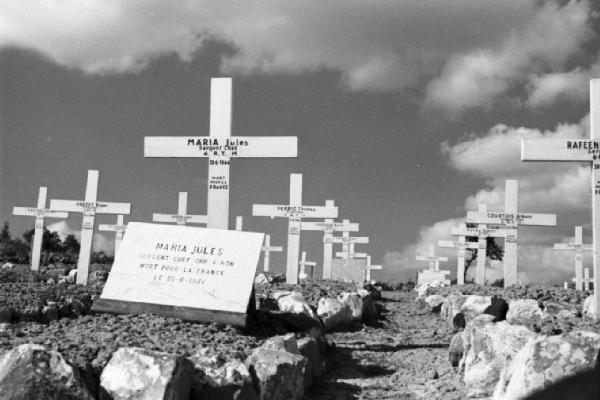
[252,173,338,284]
[467,181,556,287]
[50,170,131,285]
[153,192,207,226]
[554,226,592,290]
[145,78,298,230]
[98,215,128,256]
[12,186,69,271]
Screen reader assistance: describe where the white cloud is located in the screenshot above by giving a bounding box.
[46,220,112,254]
[424,0,593,115]
[2,0,594,105]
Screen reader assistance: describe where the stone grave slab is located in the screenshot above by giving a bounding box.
[92,222,264,327]
[417,269,450,286]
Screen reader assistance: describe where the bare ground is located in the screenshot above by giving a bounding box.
[305,291,464,399]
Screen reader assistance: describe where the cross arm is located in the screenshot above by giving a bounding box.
[253,204,338,218]
[13,207,68,219]
[50,199,130,215]
[521,139,597,161]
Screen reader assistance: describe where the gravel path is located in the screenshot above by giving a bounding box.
[305,291,464,399]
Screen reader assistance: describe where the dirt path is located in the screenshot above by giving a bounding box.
[305,291,465,399]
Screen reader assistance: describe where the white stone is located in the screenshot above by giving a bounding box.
[97,222,264,315]
[461,295,492,323]
[506,299,548,328]
[337,292,364,321]
[424,294,445,309]
[582,294,596,318]
[317,297,353,332]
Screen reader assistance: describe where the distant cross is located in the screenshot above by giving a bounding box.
[298,251,316,280]
[145,78,298,230]
[564,282,569,289]
[98,215,127,256]
[152,192,207,226]
[261,234,282,272]
[583,267,593,291]
[50,170,131,285]
[300,202,360,279]
[453,209,506,285]
[252,173,338,284]
[365,255,382,282]
[522,80,600,315]
[415,244,448,272]
[12,186,69,271]
[439,223,479,285]
[467,180,556,287]
[235,216,243,231]
[334,233,369,263]
[554,226,592,290]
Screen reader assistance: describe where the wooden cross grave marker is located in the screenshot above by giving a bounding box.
[415,245,450,285]
[145,77,298,230]
[12,186,69,271]
[252,173,338,284]
[300,202,360,279]
[451,211,507,285]
[333,230,369,261]
[153,192,207,226]
[467,180,556,287]
[416,244,448,272]
[523,80,600,315]
[261,234,282,272]
[235,216,243,231]
[298,251,316,280]
[583,267,594,291]
[554,226,592,290]
[98,215,127,256]
[50,170,131,285]
[365,255,382,282]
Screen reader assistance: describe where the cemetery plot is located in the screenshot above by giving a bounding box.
[12,186,68,271]
[252,173,338,284]
[50,170,130,285]
[522,79,600,316]
[145,78,298,230]
[92,222,264,327]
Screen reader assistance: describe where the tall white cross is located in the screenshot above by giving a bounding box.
[261,234,282,272]
[153,192,207,226]
[365,255,382,282]
[50,170,131,285]
[467,180,556,287]
[145,78,298,230]
[252,173,338,284]
[12,186,69,271]
[235,216,243,231]
[452,212,507,285]
[554,226,592,290]
[98,215,127,257]
[298,251,316,280]
[416,244,448,272]
[439,223,479,285]
[523,80,600,315]
[583,267,593,291]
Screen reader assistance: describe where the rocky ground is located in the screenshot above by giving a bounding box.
[305,290,465,399]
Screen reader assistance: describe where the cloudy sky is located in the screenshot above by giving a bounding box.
[1,0,599,283]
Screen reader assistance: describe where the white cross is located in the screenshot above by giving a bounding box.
[153,192,207,226]
[300,202,360,279]
[235,216,243,231]
[452,210,507,285]
[50,170,131,285]
[145,78,298,230]
[467,180,556,287]
[365,255,382,282]
[439,223,479,285]
[564,282,569,289]
[416,244,448,272]
[12,186,69,271]
[252,173,338,284]
[298,251,316,280]
[554,226,592,290]
[583,267,594,291]
[98,215,127,256]
[261,234,282,272]
[332,230,369,261]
